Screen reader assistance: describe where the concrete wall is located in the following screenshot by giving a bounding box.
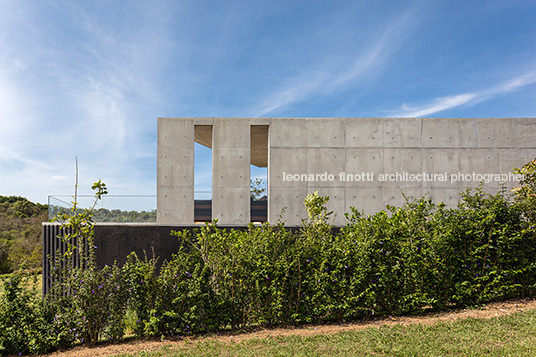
[212,119,251,224]
[157,118,195,224]
[269,118,536,225]
[158,117,536,226]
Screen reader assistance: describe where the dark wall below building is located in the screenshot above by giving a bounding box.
[93,224,182,268]
[44,224,261,270]
[42,223,309,295]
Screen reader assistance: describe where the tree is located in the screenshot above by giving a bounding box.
[250,178,267,200]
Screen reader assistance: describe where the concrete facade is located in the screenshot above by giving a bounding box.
[157,117,536,226]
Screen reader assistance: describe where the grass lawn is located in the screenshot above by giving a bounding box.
[114,309,536,356]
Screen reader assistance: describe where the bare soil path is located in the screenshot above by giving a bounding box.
[47,298,536,357]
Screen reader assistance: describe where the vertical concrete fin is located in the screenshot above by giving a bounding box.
[157,118,195,224]
[212,119,251,225]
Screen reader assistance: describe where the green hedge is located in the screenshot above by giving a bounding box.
[1,186,536,355]
[161,187,536,333]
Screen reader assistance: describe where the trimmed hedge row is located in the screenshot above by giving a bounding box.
[164,187,536,332]
[1,186,536,354]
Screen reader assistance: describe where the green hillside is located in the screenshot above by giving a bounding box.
[0,196,47,273]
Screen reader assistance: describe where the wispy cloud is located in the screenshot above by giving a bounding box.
[1,0,535,204]
[254,5,420,116]
[394,70,536,117]
[51,175,69,181]
[396,93,477,117]
[56,3,171,153]
[0,72,40,170]
[0,1,174,201]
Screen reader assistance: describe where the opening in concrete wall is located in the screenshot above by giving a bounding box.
[194,125,212,222]
[251,125,268,222]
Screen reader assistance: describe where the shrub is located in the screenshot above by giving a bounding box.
[162,187,536,328]
[63,264,127,344]
[5,175,536,353]
[513,158,536,222]
[46,180,124,346]
[145,248,222,337]
[122,252,159,337]
[0,271,57,355]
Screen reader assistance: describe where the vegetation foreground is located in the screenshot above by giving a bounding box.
[55,301,536,357]
[1,159,536,355]
[122,308,536,357]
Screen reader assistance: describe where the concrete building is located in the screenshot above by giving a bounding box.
[157,117,536,226]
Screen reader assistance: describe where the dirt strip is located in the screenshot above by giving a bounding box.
[47,298,536,357]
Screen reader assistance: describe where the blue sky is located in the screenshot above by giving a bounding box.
[1,0,536,206]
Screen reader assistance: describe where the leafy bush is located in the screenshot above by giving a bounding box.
[0,271,57,355]
[4,176,536,354]
[122,252,159,337]
[47,180,126,346]
[514,158,536,222]
[165,186,536,326]
[145,247,222,337]
[65,264,127,344]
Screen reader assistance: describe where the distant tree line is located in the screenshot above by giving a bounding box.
[0,197,156,274]
[48,205,156,223]
[92,208,156,222]
[0,196,47,273]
